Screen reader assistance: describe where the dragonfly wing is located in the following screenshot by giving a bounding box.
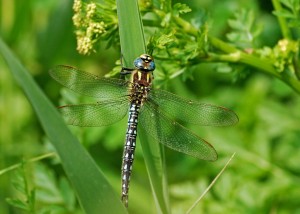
[50,65,129,100]
[59,99,129,127]
[139,102,217,161]
[148,89,238,126]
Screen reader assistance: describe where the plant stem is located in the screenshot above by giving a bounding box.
[208,37,280,77]
[172,13,300,94]
[186,153,236,214]
[0,153,56,175]
[272,0,292,39]
[281,70,300,93]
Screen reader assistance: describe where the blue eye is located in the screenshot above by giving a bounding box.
[148,61,155,71]
[134,54,155,71]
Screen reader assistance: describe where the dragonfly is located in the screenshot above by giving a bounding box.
[50,54,238,208]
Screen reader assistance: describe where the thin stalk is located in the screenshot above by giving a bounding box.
[272,0,292,39]
[293,49,300,80]
[208,37,280,78]
[186,153,236,214]
[0,153,56,175]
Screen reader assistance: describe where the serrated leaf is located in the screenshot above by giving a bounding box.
[273,10,295,18]
[226,9,262,48]
[6,198,29,211]
[11,170,27,195]
[173,3,192,15]
[227,19,243,30]
[157,34,175,48]
[226,32,240,42]
[280,0,296,10]
[34,164,63,203]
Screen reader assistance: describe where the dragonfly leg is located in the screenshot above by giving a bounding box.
[120,67,134,80]
[119,53,134,76]
[120,67,134,74]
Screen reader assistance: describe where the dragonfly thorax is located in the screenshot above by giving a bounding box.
[129,81,151,105]
[134,54,155,71]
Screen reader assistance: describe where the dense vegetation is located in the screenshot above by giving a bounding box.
[1,0,300,213]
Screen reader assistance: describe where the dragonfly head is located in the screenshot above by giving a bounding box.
[134,54,155,72]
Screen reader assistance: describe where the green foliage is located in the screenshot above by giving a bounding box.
[273,0,300,27]
[172,3,192,15]
[6,163,81,214]
[226,9,263,48]
[76,0,300,92]
[6,164,35,213]
[255,39,298,72]
[1,0,300,213]
[72,0,118,54]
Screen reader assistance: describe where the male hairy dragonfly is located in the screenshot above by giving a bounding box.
[50,54,238,207]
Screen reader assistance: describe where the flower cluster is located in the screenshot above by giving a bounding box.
[72,0,116,55]
[256,39,299,72]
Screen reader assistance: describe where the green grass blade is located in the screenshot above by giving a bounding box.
[186,153,236,214]
[139,130,170,214]
[116,0,146,68]
[116,0,170,212]
[0,38,127,214]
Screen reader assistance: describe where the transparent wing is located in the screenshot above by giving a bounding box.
[148,89,238,126]
[139,102,217,161]
[59,99,129,127]
[50,65,129,100]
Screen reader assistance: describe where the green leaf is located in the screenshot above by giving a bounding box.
[6,198,28,211]
[280,0,297,10]
[34,164,64,204]
[273,9,295,19]
[0,38,126,214]
[226,9,262,48]
[6,164,36,212]
[11,171,27,195]
[116,0,170,211]
[116,0,146,68]
[59,177,77,210]
[173,3,192,15]
[139,130,170,214]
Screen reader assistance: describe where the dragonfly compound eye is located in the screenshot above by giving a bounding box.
[134,54,155,71]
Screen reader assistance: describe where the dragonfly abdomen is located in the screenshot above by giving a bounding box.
[121,102,141,207]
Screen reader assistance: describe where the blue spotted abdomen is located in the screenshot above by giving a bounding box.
[121,102,141,207]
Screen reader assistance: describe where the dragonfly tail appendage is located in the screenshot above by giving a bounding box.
[121,103,140,207]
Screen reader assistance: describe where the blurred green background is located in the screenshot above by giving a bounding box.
[1,0,300,213]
